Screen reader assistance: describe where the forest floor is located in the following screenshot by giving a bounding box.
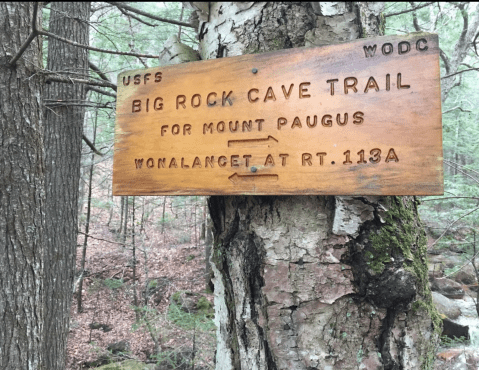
[66,204,214,370]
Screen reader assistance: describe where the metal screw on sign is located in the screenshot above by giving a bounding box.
[251,166,257,173]
[252,68,258,74]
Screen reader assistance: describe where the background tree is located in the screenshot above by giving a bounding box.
[190,2,441,369]
[0,3,45,369]
[42,3,91,369]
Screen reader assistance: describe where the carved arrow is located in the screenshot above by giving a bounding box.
[227,135,278,147]
[228,173,279,184]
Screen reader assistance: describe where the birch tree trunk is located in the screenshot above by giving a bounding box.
[43,2,90,369]
[190,2,441,369]
[0,3,45,369]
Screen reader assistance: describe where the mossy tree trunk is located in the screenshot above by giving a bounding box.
[189,2,441,369]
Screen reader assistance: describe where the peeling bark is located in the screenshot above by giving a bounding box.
[193,2,441,369]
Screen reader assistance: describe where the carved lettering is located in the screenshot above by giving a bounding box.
[229,121,239,132]
[207,92,217,106]
[397,73,410,89]
[302,153,312,166]
[248,88,259,103]
[132,100,141,113]
[364,77,380,93]
[322,114,332,127]
[306,115,317,128]
[205,156,215,168]
[176,95,186,109]
[135,158,143,169]
[353,111,364,124]
[316,152,326,165]
[144,73,151,84]
[169,158,178,168]
[398,41,410,55]
[243,155,251,167]
[299,82,311,98]
[231,155,240,167]
[279,154,289,166]
[154,97,163,111]
[277,117,287,130]
[154,71,162,82]
[385,148,399,162]
[192,157,202,168]
[191,94,201,108]
[327,79,339,96]
[264,87,276,102]
[146,158,154,168]
[363,44,377,58]
[264,154,275,166]
[218,156,227,167]
[181,157,189,168]
[282,84,294,99]
[336,113,348,126]
[222,91,233,106]
[381,43,393,55]
[134,74,141,84]
[344,77,358,94]
[291,117,302,129]
[158,158,166,168]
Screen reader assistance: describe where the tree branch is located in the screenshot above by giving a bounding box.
[443,105,472,114]
[86,85,117,98]
[37,28,159,58]
[384,2,435,18]
[431,206,479,248]
[422,196,479,202]
[106,2,195,28]
[440,48,451,74]
[9,3,39,65]
[89,61,117,91]
[117,6,156,27]
[43,72,118,90]
[409,2,422,31]
[82,134,105,156]
[441,67,479,79]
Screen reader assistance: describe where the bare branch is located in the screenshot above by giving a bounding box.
[440,48,451,74]
[422,196,479,202]
[43,72,118,90]
[86,85,117,98]
[441,67,479,79]
[82,135,105,156]
[37,28,159,58]
[431,206,479,247]
[384,2,435,18]
[443,105,472,114]
[89,61,116,90]
[9,3,39,65]
[106,1,195,28]
[78,231,127,246]
[410,2,422,31]
[473,30,479,56]
[117,6,156,27]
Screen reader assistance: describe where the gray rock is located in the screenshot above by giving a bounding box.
[431,277,465,299]
[432,292,461,320]
[454,270,477,285]
[107,340,129,354]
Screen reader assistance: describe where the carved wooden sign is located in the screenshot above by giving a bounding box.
[113,32,443,195]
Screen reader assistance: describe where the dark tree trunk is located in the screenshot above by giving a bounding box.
[0,3,45,369]
[189,2,442,369]
[43,2,90,369]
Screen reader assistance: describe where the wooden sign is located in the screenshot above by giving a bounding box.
[113,32,443,195]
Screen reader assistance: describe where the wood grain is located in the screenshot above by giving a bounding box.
[113,32,443,195]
